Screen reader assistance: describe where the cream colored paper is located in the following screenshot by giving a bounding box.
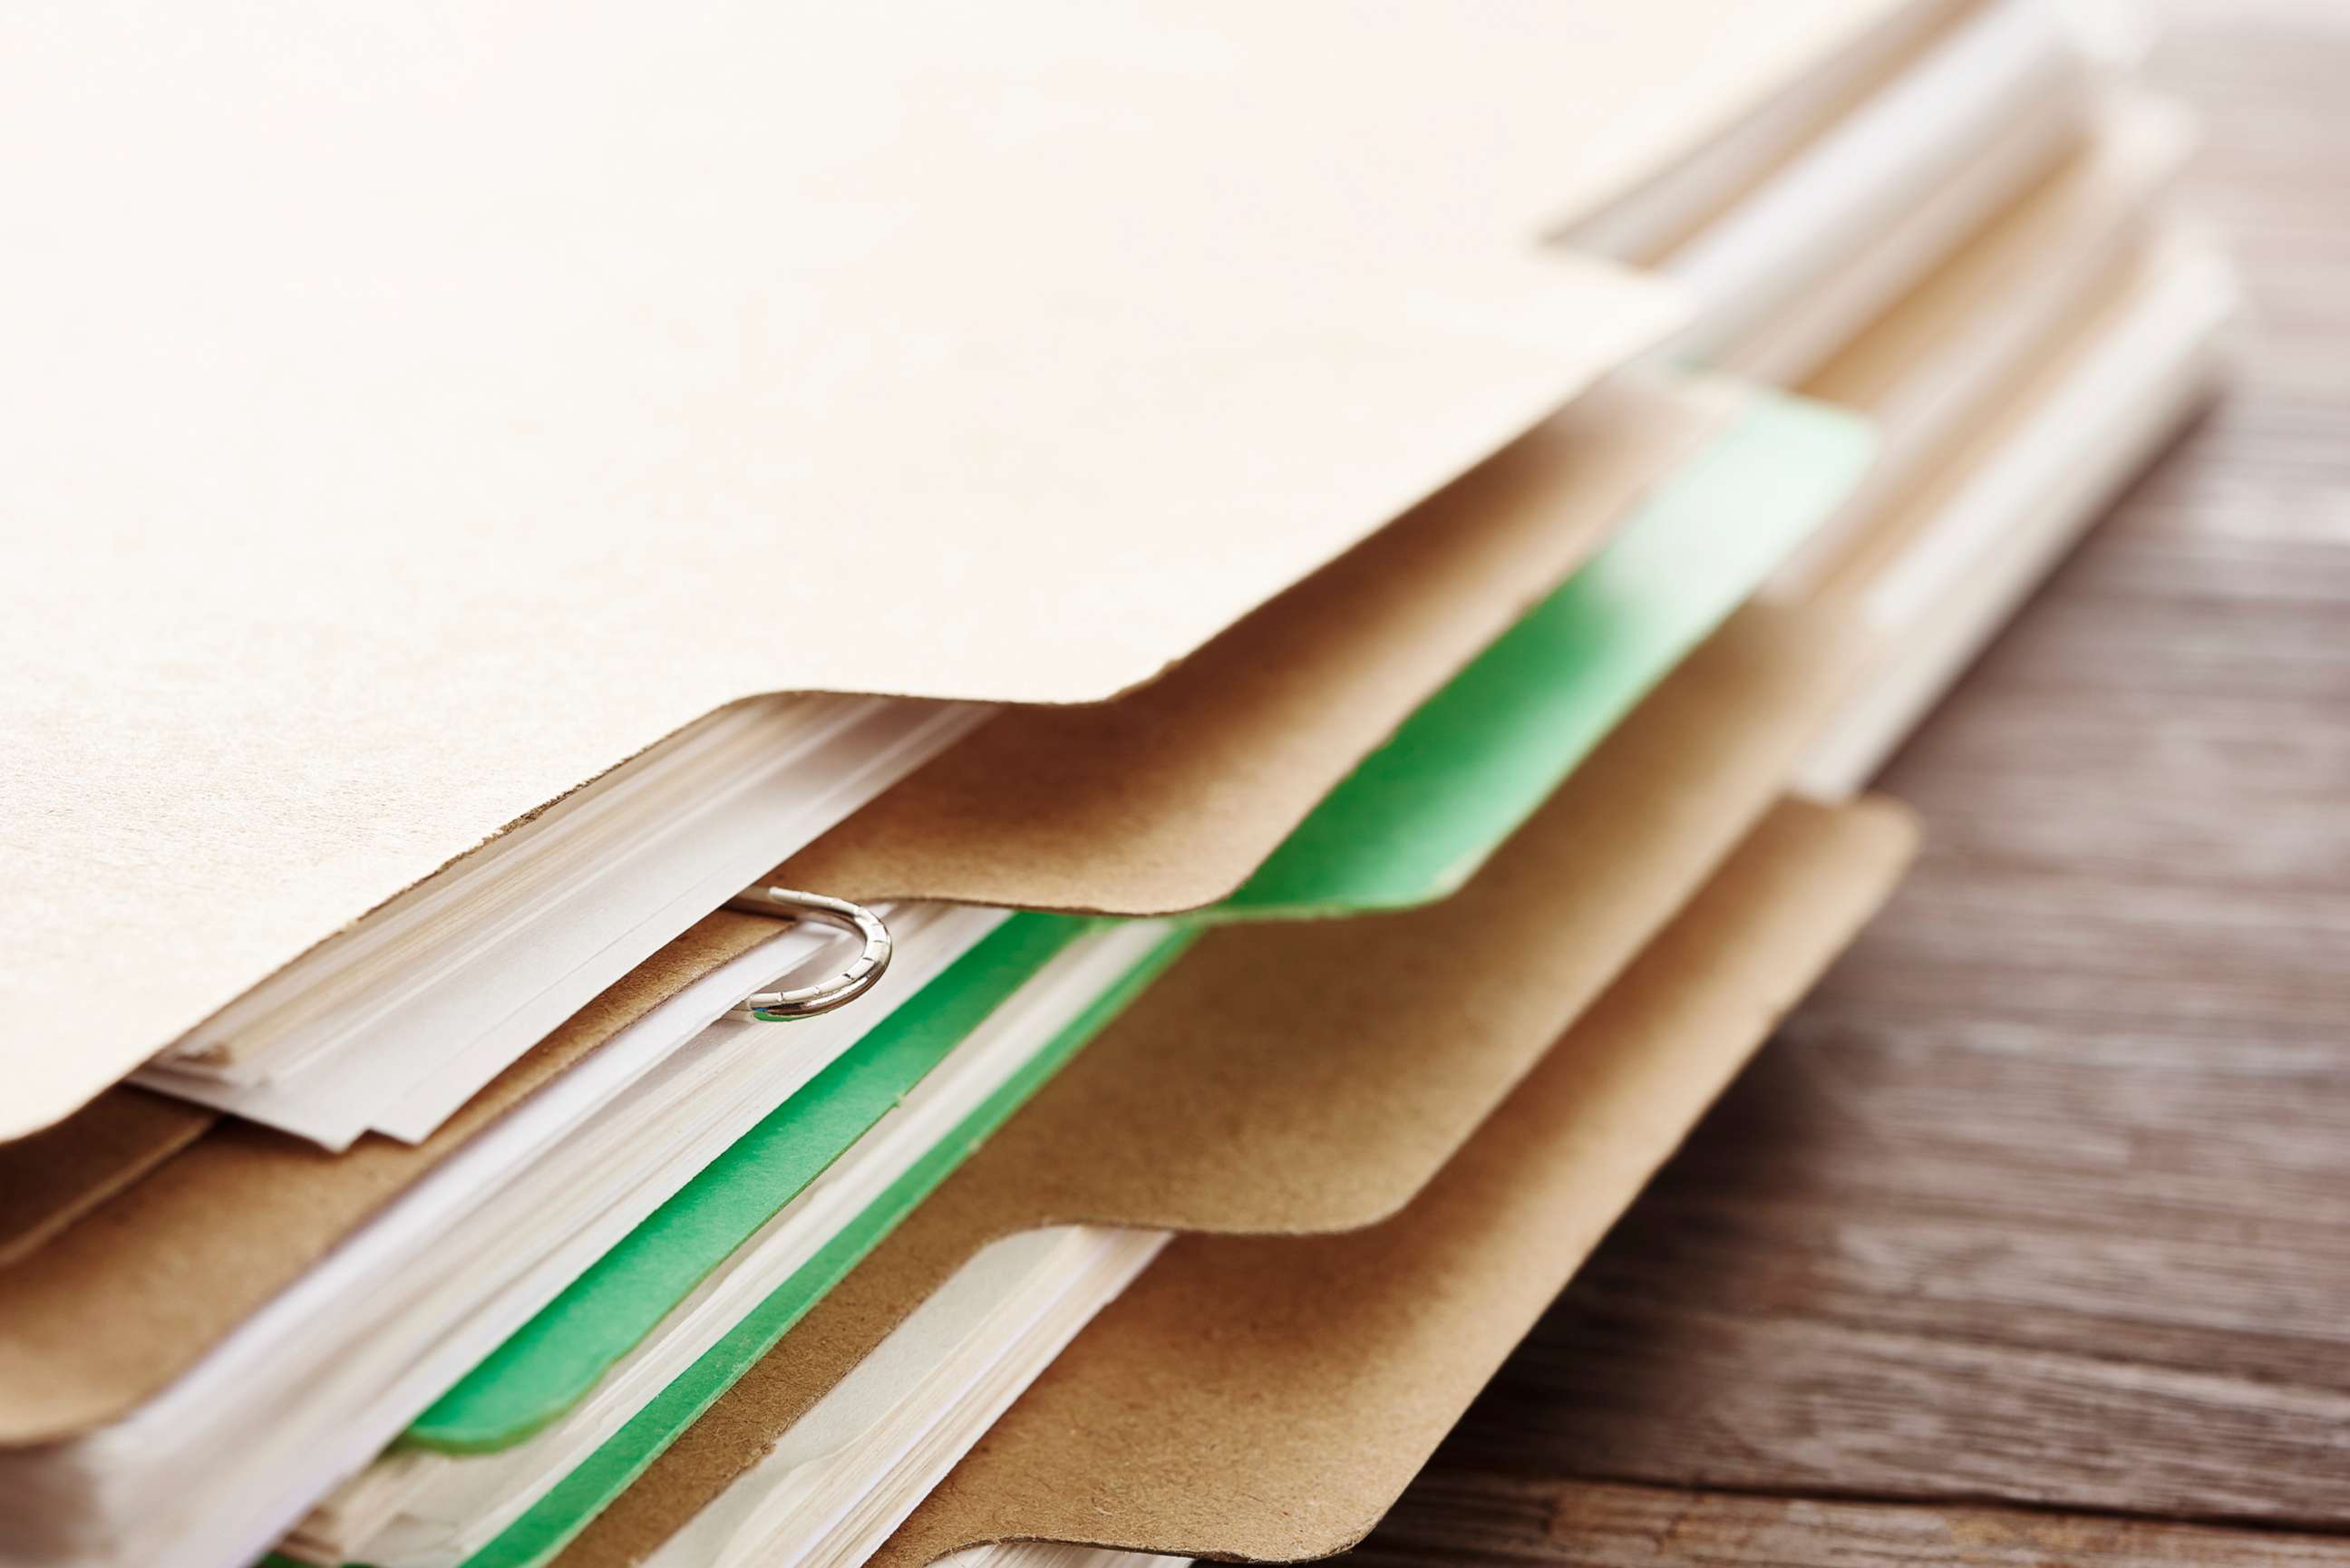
[0,0,1932,1144]
[562,793,1918,1568]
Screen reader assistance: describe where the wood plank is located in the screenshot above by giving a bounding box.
[1350,1476,2350,1566]
[1439,1292,2350,1524]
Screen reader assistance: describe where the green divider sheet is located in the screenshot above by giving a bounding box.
[1214,393,1874,917]
[434,925,1198,1568]
[407,912,1099,1451]
[332,390,1870,1568]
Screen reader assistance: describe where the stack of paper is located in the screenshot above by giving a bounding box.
[0,3,2223,1567]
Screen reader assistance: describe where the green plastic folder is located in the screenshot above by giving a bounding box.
[334,390,1869,1568]
[1214,393,1874,918]
[440,924,1198,1568]
[406,912,1103,1451]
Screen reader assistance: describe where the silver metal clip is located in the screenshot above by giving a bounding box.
[723,887,893,1021]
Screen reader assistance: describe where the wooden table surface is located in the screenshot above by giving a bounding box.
[1346,3,2350,1563]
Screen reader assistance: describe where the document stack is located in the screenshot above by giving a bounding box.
[0,3,2224,1566]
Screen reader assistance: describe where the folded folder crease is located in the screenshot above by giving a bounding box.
[0,1090,216,1271]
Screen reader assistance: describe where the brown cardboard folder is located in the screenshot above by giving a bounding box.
[561,793,1918,1568]
[0,1091,212,1271]
[0,596,1862,1447]
[1,373,1723,1147]
[0,367,1730,1421]
[5,0,1936,1143]
[768,377,1740,917]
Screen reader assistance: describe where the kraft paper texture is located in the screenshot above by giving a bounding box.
[768,377,1741,916]
[869,798,1918,1567]
[0,1091,215,1270]
[781,388,1870,920]
[0,577,1856,1447]
[559,794,1917,1568]
[534,603,1873,1568]
[412,591,1868,1467]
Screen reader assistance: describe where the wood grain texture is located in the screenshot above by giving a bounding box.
[1342,0,2350,1560]
[1351,1477,2350,1566]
